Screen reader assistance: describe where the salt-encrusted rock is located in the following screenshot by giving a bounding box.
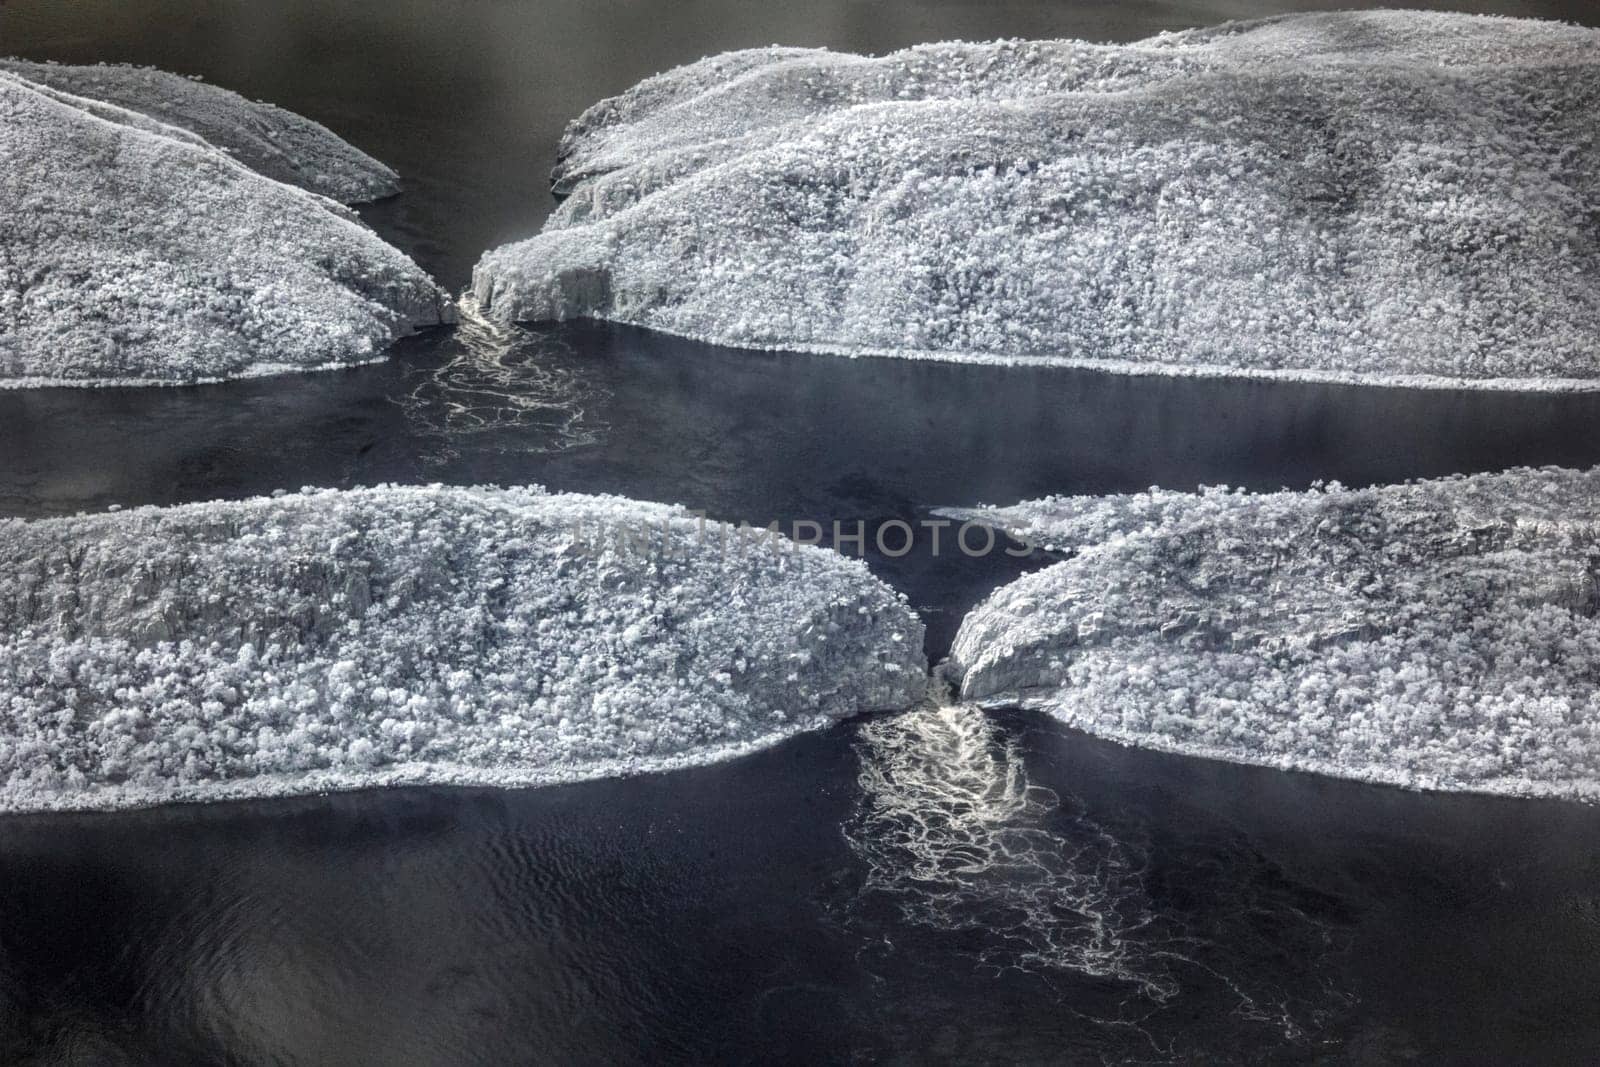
[474,11,1600,389]
[0,58,398,202]
[0,485,926,812]
[947,467,1600,799]
[0,72,449,386]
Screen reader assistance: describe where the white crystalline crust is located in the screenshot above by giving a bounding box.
[0,486,926,813]
[0,59,400,203]
[948,467,1600,800]
[473,12,1600,389]
[0,72,448,387]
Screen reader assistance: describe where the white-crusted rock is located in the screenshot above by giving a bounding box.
[0,58,399,202]
[0,485,926,812]
[475,12,1600,389]
[948,467,1600,799]
[0,72,449,386]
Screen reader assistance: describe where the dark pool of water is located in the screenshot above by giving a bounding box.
[6,710,1600,1065]
[5,0,1600,1063]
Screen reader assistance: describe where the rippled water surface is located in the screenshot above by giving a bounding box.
[5,0,1600,1063]
[8,712,1600,1063]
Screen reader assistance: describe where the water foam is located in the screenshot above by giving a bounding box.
[842,703,1351,1049]
[845,702,1169,995]
[399,297,608,457]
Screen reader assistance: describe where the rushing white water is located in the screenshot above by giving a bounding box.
[399,297,607,456]
[845,702,1171,995]
[843,702,1351,1046]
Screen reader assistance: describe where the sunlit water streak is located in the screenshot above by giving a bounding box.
[397,296,608,459]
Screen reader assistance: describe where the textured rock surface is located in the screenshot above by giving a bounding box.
[0,71,448,386]
[948,467,1600,799]
[0,485,926,812]
[475,11,1600,388]
[0,58,399,202]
